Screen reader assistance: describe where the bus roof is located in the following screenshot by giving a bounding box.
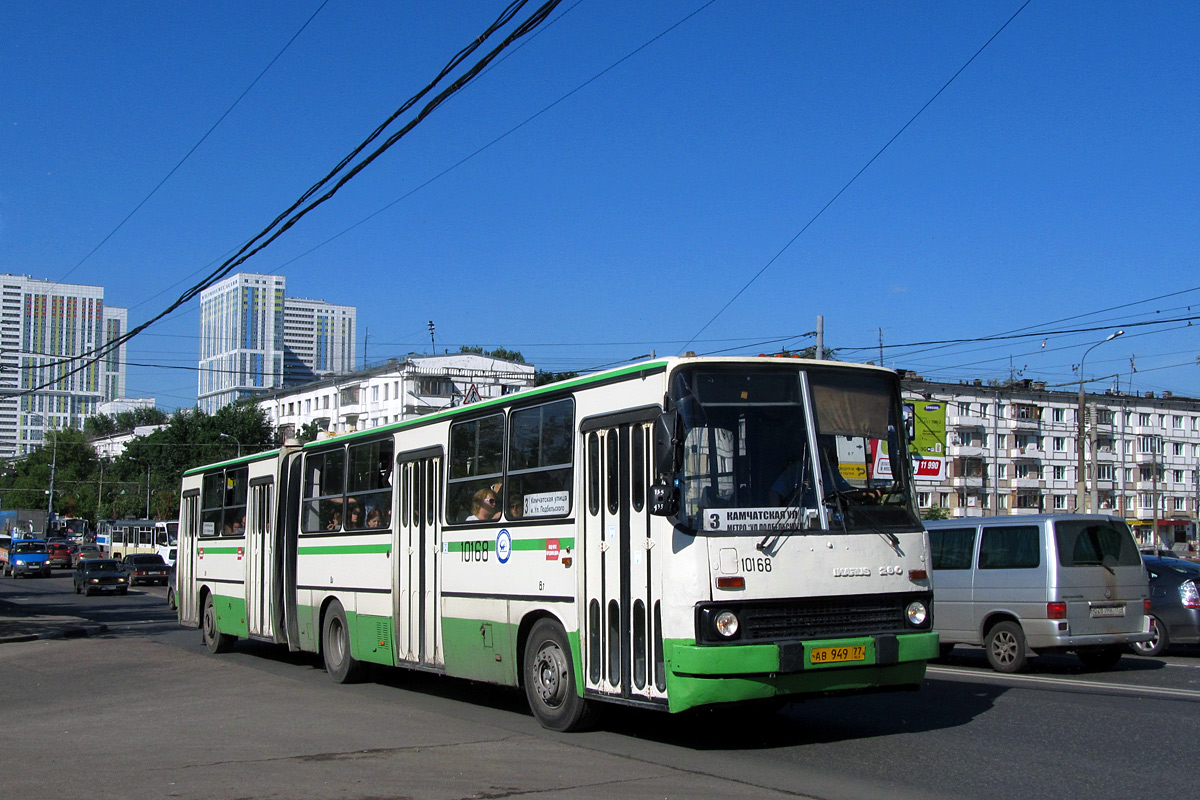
[182,355,898,475]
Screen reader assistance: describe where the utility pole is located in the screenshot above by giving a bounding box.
[815,316,824,361]
[428,320,436,354]
[46,428,57,528]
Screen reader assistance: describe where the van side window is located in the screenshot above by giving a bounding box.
[979,526,1040,569]
[929,527,975,570]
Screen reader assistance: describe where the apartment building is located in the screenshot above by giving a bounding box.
[903,377,1200,549]
[0,274,128,457]
[260,353,536,439]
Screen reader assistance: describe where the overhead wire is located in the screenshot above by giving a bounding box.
[677,0,1034,353]
[17,0,565,400]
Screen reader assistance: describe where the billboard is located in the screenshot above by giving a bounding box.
[904,401,947,481]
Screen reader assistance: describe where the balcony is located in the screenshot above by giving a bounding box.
[1007,416,1041,430]
[947,444,985,458]
[1009,446,1043,460]
[1009,477,1044,490]
[948,414,986,429]
[950,476,985,489]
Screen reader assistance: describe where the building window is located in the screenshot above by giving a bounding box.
[1053,495,1066,510]
[1053,437,1066,452]
[1139,413,1153,426]
[1096,464,1114,481]
[1053,465,1066,481]
[1052,408,1066,423]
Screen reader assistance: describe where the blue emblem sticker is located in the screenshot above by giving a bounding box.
[496,529,512,564]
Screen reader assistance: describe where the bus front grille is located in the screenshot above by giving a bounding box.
[696,592,931,644]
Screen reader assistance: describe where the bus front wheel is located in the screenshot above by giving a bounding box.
[322,602,365,684]
[202,594,234,654]
[523,619,595,732]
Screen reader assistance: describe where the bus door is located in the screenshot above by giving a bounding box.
[178,493,200,627]
[244,478,275,639]
[581,412,666,706]
[395,448,444,668]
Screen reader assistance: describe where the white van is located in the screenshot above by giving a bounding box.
[927,514,1149,672]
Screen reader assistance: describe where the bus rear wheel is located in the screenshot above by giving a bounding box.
[202,594,234,654]
[322,602,365,684]
[523,619,595,732]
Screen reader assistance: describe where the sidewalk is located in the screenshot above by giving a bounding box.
[0,596,107,644]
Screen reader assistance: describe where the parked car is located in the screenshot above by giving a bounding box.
[1131,556,1200,657]
[73,558,128,595]
[5,539,51,578]
[120,553,171,586]
[927,514,1150,673]
[46,542,72,569]
[71,544,103,567]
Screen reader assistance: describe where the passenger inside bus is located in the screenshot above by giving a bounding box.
[466,487,500,522]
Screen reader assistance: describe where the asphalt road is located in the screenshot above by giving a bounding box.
[1,571,1197,800]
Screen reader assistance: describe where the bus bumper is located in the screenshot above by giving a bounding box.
[664,631,939,713]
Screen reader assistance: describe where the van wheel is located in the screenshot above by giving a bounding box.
[523,619,595,732]
[1077,646,1123,671]
[1130,615,1168,657]
[984,621,1027,673]
[322,602,365,684]
[202,594,234,654]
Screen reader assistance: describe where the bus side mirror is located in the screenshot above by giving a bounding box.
[653,411,683,477]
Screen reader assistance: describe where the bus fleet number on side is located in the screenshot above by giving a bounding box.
[461,540,489,562]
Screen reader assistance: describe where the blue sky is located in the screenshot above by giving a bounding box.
[3,1,1198,411]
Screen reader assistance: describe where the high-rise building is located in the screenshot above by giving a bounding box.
[282,297,357,386]
[0,274,128,457]
[198,273,356,414]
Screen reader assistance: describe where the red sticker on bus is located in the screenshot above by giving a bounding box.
[546,539,559,561]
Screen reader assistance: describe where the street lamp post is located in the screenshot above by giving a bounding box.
[219,433,242,458]
[1076,330,1123,513]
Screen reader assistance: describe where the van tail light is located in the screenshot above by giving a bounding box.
[1047,601,1067,619]
[1144,598,1152,614]
[1181,580,1200,610]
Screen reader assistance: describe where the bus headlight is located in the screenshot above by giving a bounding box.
[906,601,928,627]
[714,610,739,638]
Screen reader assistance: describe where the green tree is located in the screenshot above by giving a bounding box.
[459,345,526,364]
[534,370,579,387]
[922,506,950,521]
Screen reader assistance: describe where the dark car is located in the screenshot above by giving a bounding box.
[120,553,171,586]
[73,558,128,596]
[47,542,72,569]
[1131,556,1200,657]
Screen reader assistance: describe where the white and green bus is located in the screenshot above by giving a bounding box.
[177,356,937,730]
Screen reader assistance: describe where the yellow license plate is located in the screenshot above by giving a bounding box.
[810,645,867,665]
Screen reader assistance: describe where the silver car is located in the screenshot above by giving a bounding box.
[927,514,1150,672]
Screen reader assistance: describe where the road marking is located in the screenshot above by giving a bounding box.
[926,664,1200,702]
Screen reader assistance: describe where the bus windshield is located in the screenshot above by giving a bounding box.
[670,365,920,533]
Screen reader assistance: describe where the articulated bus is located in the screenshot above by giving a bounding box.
[97,519,178,560]
[177,357,937,730]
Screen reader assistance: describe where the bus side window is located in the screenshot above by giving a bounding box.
[506,399,574,519]
[448,414,504,523]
